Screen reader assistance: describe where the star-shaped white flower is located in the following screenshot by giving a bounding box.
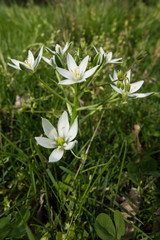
[43,42,71,67]
[46,42,72,56]
[94,46,122,65]
[8,47,43,71]
[110,69,154,99]
[35,111,78,162]
[56,53,99,85]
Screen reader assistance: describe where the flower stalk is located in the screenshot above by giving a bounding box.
[71,83,78,125]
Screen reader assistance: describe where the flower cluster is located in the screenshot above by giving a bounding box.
[94,46,122,65]
[110,70,154,100]
[7,42,155,162]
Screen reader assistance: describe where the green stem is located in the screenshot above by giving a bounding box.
[71,83,78,124]
[80,63,104,98]
[35,73,73,106]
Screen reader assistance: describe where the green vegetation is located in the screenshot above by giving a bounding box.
[0,0,160,239]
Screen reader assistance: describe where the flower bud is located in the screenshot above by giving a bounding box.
[126,83,131,91]
[117,81,121,88]
[122,92,128,101]
[117,70,123,80]
[120,82,124,90]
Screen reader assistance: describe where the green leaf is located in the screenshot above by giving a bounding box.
[127,161,141,185]
[95,213,116,240]
[0,216,10,237]
[11,224,26,238]
[40,232,50,240]
[25,224,35,240]
[93,53,100,66]
[0,216,10,230]
[46,168,58,190]
[59,166,75,176]
[21,209,30,224]
[114,210,125,240]
[55,53,63,68]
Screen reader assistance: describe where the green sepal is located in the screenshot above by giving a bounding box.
[93,53,100,66]
[55,53,64,68]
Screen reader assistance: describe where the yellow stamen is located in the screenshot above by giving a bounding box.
[71,66,80,78]
[25,58,31,67]
[57,137,64,146]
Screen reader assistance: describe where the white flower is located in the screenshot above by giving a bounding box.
[56,53,99,85]
[94,46,122,65]
[8,47,43,71]
[35,111,78,162]
[110,69,154,99]
[46,42,71,56]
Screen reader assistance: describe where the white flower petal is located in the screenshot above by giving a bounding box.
[84,65,99,78]
[49,148,64,162]
[79,56,89,73]
[55,44,61,54]
[128,92,154,98]
[7,63,21,70]
[100,47,105,55]
[28,50,34,65]
[67,53,77,71]
[109,58,122,63]
[76,78,86,83]
[33,46,43,69]
[58,111,69,138]
[113,70,118,80]
[106,52,112,62]
[110,84,123,94]
[93,45,98,54]
[42,56,52,66]
[62,42,69,54]
[35,137,56,148]
[64,140,77,150]
[58,79,76,85]
[127,69,131,82]
[42,118,58,140]
[67,117,78,141]
[109,74,114,82]
[20,62,33,70]
[130,81,144,93]
[18,62,32,70]
[11,59,22,66]
[56,67,72,79]
[46,47,55,54]
[63,42,71,54]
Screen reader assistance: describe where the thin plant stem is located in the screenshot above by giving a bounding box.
[35,73,72,106]
[80,63,104,98]
[71,83,78,124]
[85,110,105,154]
